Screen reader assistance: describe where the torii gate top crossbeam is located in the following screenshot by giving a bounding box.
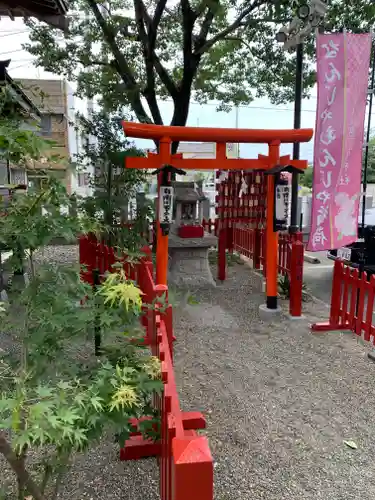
[123,122,313,144]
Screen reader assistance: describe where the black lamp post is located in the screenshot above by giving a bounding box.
[290,43,304,233]
[361,42,375,233]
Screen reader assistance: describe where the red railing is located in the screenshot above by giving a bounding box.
[79,236,214,500]
[231,225,304,317]
[312,259,375,342]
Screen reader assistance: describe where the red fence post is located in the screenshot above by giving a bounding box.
[253,227,261,269]
[289,239,304,317]
[328,259,344,327]
[311,260,346,332]
[217,228,226,281]
[172,436,214,500]
[226,225,234,253]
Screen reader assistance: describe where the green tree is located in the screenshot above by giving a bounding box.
[363,135,375,184]
[0,181,162,499]
[25,1,375,151]
[74,110,153,248]
[299,165,313,189]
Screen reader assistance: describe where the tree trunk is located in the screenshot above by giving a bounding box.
[0,434,45,500]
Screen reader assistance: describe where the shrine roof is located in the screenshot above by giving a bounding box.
[172,182,207,202]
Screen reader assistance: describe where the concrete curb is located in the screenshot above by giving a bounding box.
[304,253,321,264]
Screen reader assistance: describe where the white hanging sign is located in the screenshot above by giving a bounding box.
[159,186,174,225]
[275,184,290,224]
[239,179,248,198]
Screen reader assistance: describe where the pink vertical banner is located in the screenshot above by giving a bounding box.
[307,33,372,252]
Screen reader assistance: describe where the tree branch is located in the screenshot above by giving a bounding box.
[85,0,152,124]
[195,1,218,46]
[0,433,45,500]
[135,0,178,100]
[169,0,199,139]
[194,0,266,55]
[133,0,163,124]
[152,0,167,32]
[75,58,114,68]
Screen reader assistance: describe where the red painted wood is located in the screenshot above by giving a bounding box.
[289,240,304,317]
[217,228,226,281]
[341,266,351,325]
[172,437,214,500]
[312,260,375,341]
[365,275,375,341]
[348,268,359,330]
[330,260,343,326]
[253,228,261,269]
[355,270,367,336]
[178,225,204,238]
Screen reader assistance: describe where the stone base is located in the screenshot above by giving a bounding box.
[258,304,282,322]
[168,231,217,288]
[168,246,216,288]
[285,313,305,321]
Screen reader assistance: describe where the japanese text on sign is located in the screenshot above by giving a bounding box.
[159,186,174,225]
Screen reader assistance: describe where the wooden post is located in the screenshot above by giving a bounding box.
[311,260,345,332]
[329,260,344,327]
[253,227,261,269]
[289,239,304,317]
[172,436,213,500]
[156,137,172,285]
[227,225,234,253]
[265,141,280,310]
[218,227,226,281]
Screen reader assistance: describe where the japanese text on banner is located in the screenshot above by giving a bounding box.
[307,33,371,252]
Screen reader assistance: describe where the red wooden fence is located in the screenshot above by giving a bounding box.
[312,259,375,343]
[79,236,214,500]
[231,225,304,317]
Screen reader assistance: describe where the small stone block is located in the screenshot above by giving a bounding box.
[258,304,282,322]
[286,314,306,321]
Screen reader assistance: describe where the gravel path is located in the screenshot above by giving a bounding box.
[2,246,375,500]
[173,262,375,500]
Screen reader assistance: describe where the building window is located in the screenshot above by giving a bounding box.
[40,115,52,136]
[78,173,90,187]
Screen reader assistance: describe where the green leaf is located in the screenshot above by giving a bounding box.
[90,396,104,411]
[57,408,81,425]
[187,295,199,305]
[36,386,54,398]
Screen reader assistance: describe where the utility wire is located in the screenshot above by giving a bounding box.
[0,30,28,38]
[0,48,24,56]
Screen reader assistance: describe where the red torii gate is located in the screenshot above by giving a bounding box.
[122,122,313,313]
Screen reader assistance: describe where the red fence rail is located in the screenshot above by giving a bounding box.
[312,259,375,342]
[79,236,214,500]
[231,225,304,317]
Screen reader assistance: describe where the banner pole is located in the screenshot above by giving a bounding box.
[290,42,303,234]
[361,37,375,232]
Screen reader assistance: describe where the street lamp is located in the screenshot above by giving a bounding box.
[276,0,328,234]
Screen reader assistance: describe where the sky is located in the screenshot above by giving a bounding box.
[0,17,324,163]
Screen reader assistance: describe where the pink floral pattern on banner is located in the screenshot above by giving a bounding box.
[307,33,372,252]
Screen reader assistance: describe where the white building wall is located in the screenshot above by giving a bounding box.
[65,82,94,198]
